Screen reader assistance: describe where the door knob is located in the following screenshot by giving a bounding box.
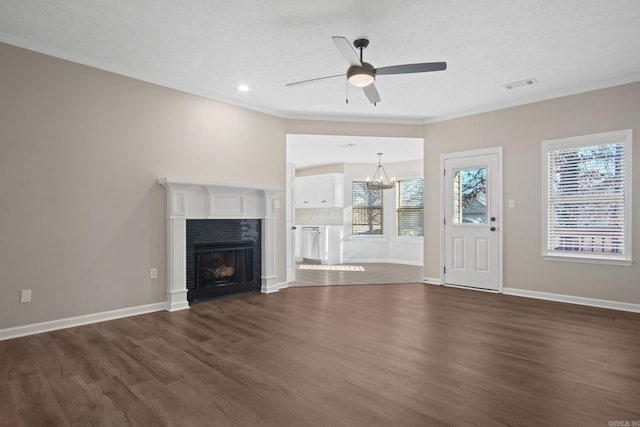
[490,217,496,222]
[490,227,496,232]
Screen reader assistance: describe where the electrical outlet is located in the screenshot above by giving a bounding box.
[150,268,158,279]
[508,198,516,208]
[20,290,32,303]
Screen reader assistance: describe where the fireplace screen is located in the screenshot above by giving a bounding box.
[186,219,261,302]
[195,242,254,289]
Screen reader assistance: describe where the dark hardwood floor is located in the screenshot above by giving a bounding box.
[1,284,640,426]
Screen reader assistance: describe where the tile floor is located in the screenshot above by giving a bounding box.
[289,262,424,287]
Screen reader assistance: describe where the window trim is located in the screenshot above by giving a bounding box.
[541,129,633,266]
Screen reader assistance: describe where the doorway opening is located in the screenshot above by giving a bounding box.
[286,134,425,287]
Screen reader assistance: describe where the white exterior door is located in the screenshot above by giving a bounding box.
[442,149,502,291]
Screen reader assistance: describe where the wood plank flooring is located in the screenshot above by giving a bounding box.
[290,262,424,287]
[1,284,640,426]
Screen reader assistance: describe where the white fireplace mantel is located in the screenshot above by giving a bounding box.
[158,178,283,312]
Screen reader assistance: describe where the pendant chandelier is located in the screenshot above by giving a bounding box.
[366,153,396,190]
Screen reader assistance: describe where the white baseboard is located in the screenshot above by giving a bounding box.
[344,258,422,265]
[387,258,423,266]
[503,288,640,314]
[261,276,280,293]
[343,258,388,264]
[422,277,441,285]
[0,302,168,341]
[277,281,289,291]
[443,283,499,293]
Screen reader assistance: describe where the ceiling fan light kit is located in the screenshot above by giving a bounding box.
[286,36,447,105]
[347,63,375,87]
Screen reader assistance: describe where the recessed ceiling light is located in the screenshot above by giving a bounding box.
[237,84,250,92]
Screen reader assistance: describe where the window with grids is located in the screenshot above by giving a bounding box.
[352,181,383,236]
[543,129,632,265]
[397,178,424,237]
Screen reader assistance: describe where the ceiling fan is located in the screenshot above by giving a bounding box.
[286,36,447,105]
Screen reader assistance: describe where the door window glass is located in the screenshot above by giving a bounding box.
[452,168,487,224]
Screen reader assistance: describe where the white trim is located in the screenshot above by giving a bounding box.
[393,236,424,242]
[542,254,633,266]
[503,288,640,314]
[386,258,423,266]
[166,289,190,312]
[422,277,441,285]
[443,283,499,293]
[348,236,387,241]
[0,302,168,341]
[439,147,504,291]
[342,258,389,264]
[277,281,290,291]
[261,276,280,293]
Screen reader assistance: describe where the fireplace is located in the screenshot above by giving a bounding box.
[158,178,281,312]
[187,219,261,302]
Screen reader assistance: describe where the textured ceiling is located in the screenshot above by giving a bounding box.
[1,0,640,125]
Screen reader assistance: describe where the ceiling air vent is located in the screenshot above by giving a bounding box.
[504,78,538,90]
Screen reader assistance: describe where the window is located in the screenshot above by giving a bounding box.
[542,129,632,265]
[397,178,424,236]
[452,168,486,224]
[352,181,383,236]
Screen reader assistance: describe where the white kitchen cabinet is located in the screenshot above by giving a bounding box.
[319,226,343,265]
[295,173,344,208]
[294,177,316,207]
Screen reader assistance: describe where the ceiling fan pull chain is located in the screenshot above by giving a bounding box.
[345,79,349,104]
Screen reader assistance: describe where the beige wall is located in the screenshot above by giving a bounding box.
[2,40,639,332]
[0,43,286,329]
[424,81,640,304]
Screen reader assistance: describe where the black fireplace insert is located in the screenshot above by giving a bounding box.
[186,219,261,303]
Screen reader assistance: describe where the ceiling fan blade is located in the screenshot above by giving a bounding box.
[286,73,345,87]
[376,62,447,75]
[362,83,381,105]
[332,36,362,67]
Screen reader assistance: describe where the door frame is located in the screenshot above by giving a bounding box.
[439,147,504,292]
[286,162,296,284]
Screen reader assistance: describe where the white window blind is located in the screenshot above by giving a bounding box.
[543,129,632,265]
[352,181,383,236]
[397,178,424,237]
